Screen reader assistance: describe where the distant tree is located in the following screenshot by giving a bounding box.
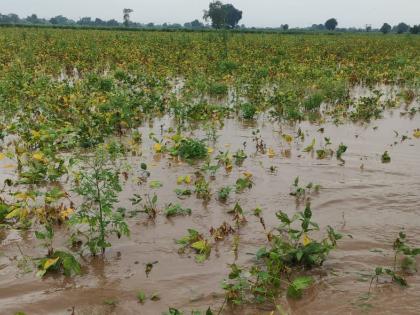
[380,23,392,34]
[311,24,325,31]
[94,18,106,26]
[191,19,204,28]
[282,24,289,31]
[1,13,20,24]
[325,18,338,31]
[77,17,93,26]
[26,14,40,24]
[185,19,204,29]
[123,8,133,27]
[365,24,372,32]
[410,25,420,34]
[146,22,155,28]
[203,1,242,29]
[107,19,120,27]
[50,15,73,25]
[395,22,410,34]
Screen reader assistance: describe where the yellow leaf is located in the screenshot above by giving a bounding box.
[225,163,233,172]
[153,143,162,153]
[184,175,191,184]
[302,233,312,246]
[31,130,41,139]
[43,257,59,270]
[15,192,29,200]
[0,153,5,161]
[243,171,253,178]
[207,147,214,154]
[5,208,22,219]
[32,152,44,161]
[268,147,276,158]
[177,176,184,184]
[282,134,293,144]
[413,129,420,138]
[60,207,74,219]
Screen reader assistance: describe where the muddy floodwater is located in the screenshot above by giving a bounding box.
[1,101,420,315]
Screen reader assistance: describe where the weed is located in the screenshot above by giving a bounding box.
[240,103,257,119]
[70,146,129,255]
[218,186,232,202]
[381,151,391,163]
[177,138,208,160]
[164,203,192,217]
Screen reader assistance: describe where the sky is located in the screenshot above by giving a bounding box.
[1,0,419,28]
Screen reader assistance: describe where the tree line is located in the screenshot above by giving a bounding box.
[0,1,419,34]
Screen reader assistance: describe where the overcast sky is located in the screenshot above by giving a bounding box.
[1,0,419,28]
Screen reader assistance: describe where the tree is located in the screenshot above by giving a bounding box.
[203,1,242,29]
[191,19,204,28]
[380,23,392,34]
[282,24,289,31]
[106,19,119,27]
[224,4,242,28]
[26,14,40,24]
[395,22,410,34]
[325,18,338,31]
[50,15,73,25]
[410,25,420,34]
[77,17,93,26]
[123,8,133,27]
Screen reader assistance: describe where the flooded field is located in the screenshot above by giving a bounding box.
[1,100,420,314]
[1,28,420,315]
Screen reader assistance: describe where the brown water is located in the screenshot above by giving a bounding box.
[1,104,420,315]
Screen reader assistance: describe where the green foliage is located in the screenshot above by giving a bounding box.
[290,177,321,201]
[176,229,211,263]
[136,291,146,303]
[218,186,232,201]
[177,138,208,160]
[325,18,338,31]
[380,23,392,34]
[235,176,253,193]
[194,177,211,200]
[303,93,323,111]
[233,149,247,165]
[381,151,391,163]
[240,103,257,119]
[222,202,341,306]
[287,276,314,298]
[336,143,347,159]
[203,1,242,29]
[164,203,192,217]
[208,82,229,97]
[371,232,420,290]
[70,146,129,255]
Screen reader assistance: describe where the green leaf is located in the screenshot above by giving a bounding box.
[149,180,163,188]
[35,231,46,240]
[276,211,291,225]
[191,240,207,252]
[287,276,313,298]
[137,291,146,303]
